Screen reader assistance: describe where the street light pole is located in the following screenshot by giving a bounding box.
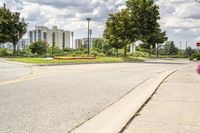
[71,32,74,49]
[86,18,91,56]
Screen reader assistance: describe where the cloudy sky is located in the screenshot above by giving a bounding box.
[1,0,200,48]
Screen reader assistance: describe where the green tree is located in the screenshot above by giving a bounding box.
[104,9,137,58]
[126,0,167,54]
[0,5,27,53]
[0,5,12,43]
[163,41,178,55]
[184,46,195,57]
[92,39,105,52]
[29,41,48,55]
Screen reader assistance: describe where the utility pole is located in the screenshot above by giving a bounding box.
[86,18,91,56]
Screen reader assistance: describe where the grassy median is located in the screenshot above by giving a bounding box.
[6,57,144,65]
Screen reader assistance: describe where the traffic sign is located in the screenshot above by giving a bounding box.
[197,42,200,47]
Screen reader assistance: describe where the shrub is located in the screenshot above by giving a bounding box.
[131,51,149,57]
[48,46,65,56]
[91,51,100,57]
[0,48,11,56]
[29,41,48,55]
[190,52,200,60]
[14,49,35,57]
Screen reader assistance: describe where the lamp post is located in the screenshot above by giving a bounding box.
[89,29,92,49]
[71,32,74,49]
[86,18,91,55]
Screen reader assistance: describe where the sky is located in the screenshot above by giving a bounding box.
[1,0,200,48]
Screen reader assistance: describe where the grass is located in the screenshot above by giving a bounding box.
[6,56,144,65]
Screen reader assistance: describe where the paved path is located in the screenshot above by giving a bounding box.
[124,64,200,133]
[0,59,190,133]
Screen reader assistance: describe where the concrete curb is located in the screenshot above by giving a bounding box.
[69,69,177,133]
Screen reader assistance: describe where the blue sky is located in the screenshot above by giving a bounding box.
[1,0,200,48]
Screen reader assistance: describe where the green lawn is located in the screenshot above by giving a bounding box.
[7,57,144,65]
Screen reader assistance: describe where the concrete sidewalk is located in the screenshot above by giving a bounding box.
[123,65,200,133]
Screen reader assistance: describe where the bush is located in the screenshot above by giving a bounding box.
[15,49,36,57]
[48,46,65,56]
[190,52,200,60]
[90,51,100,57]
[29,41,48,55]
[131,51,149,57]
[0,48,11,56]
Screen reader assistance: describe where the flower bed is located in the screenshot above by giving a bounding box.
[53,57,96,60]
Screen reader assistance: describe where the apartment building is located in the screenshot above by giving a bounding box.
[28,26,71,49]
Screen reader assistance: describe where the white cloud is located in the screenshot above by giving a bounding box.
[156,0,200,48]
[196,36,200,42]
[1,0,200,48]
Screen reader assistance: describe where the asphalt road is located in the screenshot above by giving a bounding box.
[0,59,31,82]
[0,59,188,133]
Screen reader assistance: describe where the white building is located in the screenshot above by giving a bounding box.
[28,26,71,49]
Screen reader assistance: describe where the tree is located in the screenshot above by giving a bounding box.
[29,41,48,55]
[0,5,27,53]
[126,0,167,54]
[0,5,12,43]
[184,46,195,57]
[163,41,178,55]
[92,39,105,52]
[104,9,137,58]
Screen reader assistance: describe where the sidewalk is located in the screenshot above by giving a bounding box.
[123,65,200,133]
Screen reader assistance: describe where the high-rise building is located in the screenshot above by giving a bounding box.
[28,26,71,49]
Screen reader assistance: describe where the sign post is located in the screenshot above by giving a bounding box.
[197,42,200,52]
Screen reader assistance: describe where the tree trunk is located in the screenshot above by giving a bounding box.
[149,46,151,57]
[156,44,159,58]
[124,44,127,59]
[116,48,119,57]
[13,43,17,55]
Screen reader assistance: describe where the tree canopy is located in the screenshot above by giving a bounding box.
[163,41,178,55]
[0,5,27,53]
[104,0,167,57]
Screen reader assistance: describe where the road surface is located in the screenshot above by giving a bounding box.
[0,59,188,133]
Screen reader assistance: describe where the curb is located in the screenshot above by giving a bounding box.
[69,69,177,133]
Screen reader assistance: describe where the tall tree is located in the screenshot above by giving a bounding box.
[163,41,178,55]
[0,5,27,53]
[126,0,167,54]
[104,9,137,58]
[0,5,12,43]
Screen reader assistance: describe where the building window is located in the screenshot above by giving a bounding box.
[43,32,47,41]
